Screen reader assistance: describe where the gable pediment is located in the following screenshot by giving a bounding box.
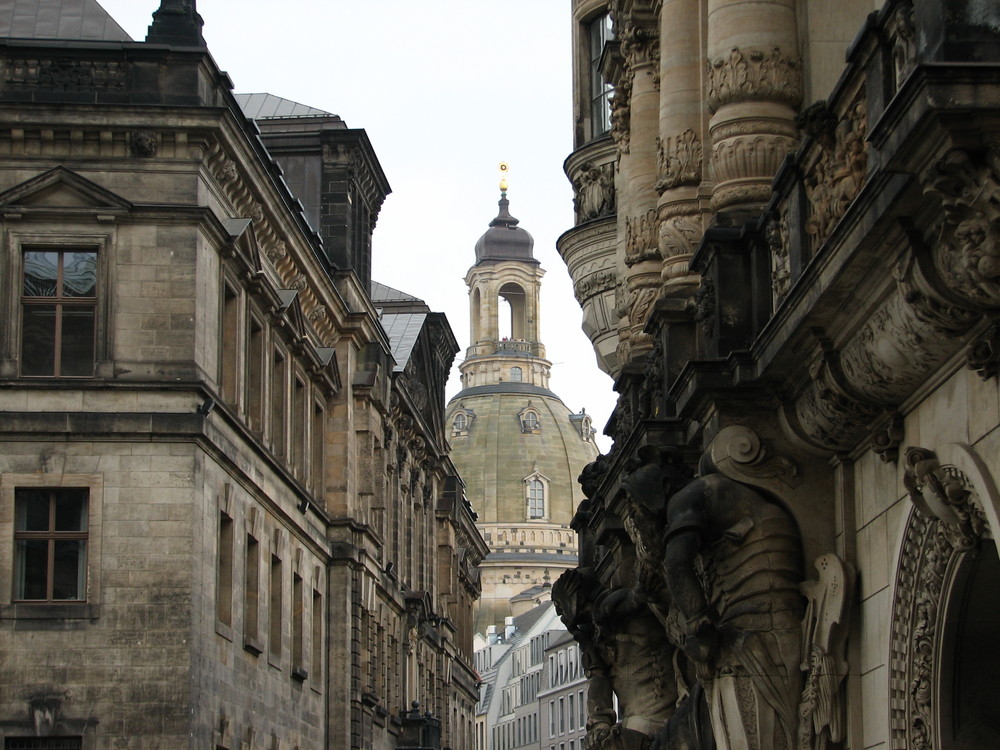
[0,167,132,214]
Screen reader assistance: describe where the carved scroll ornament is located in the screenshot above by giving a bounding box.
[707,47,803,113]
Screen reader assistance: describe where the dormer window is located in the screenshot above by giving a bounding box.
[451,407,475,437]
[519,406,541,434]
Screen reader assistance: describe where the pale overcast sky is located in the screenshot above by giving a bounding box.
[98,0,618,451]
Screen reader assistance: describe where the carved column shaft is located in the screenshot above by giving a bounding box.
[706,0,801,212]
[657,0,706,287]
[616,8,661,363]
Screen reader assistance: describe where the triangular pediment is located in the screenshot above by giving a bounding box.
[0,167,132,212]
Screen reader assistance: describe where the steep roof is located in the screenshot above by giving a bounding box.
[380,312,428,373]
[0,0,131,41]
[235,93,335,121]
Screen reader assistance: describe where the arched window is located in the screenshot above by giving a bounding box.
[527,479,545,519]
[519,408,539,433]
[510,366,523,382]
[454,413,467,431]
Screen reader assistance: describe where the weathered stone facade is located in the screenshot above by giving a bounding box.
[558,1,1000,749]
[0,2,486,749]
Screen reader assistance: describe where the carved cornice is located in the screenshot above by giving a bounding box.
[706,46,803,113]
[656,129,702,192]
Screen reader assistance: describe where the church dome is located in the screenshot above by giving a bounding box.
[474,194,537,264]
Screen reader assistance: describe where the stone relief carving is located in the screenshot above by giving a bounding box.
[707,47,803,113]
[801,98,868,253]
[656,130,702,193]
[868,411,905,463]
[966,321,1000,379]
[573,161,616,222]
[710,134,798,185]
[693,277,715,336]
[708,425,800,488]
[308,305,327,322]
[891,446,990,750]
[266,240,287,263]
[129,130,158,158]
[620,19,660,76]
[6,58,126,91]
[922,144,1000,307]
[215,159,238,185]
[625,209,663,266]
[768,211,792,304]
[290,273,308,291]
[638,337,665,420]
[792,353,882,453]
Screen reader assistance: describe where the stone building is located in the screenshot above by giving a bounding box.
[555,1,1000,750]
[0,1,486,748]
[445,189,599,635]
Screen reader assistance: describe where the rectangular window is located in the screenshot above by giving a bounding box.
[588,12,614,139]
[21,249,97,377]
[221,284,239,403]
[14,489,88,601]
[5,739,83,750]
[312,402,325,496]
[579,689,585,727]
[292,375,306,475]
[312,588,323,683]
[559,697,565,734]
[271,350,287,459]
[269,554,282,662]
[243,534,260,649]
[216,512,233,627]
[549,700,555,737]
[569,693,575,730]
[292,571,305,678]
[247,318,264,434]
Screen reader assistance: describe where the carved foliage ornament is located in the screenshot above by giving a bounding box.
[891,446,991,750]
[922,145,1000,308]
[768,211,791,304]
[610,77,632,157]
[707,47,803,113]
[624,209,662,266]
[658,209,701,260]
[656,129,703,193]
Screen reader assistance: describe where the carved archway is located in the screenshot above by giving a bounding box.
[889,443,996,750]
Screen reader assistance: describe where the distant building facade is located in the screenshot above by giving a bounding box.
[557,1,1000,750]
[0,2,486,749]
[446,192,599,635]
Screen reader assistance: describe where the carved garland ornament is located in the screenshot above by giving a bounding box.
[890,446,991,750]
[707,46,803,113]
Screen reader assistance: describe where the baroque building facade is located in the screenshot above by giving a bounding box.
[445,189,599,635]
[0,2,487,749]
[556,1,1000,750]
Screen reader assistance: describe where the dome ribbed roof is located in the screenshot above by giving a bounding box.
[474,194,536,264]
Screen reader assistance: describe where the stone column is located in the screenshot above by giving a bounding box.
[614,3,661,364]
[656,0,707,290]
[706,0,801,212]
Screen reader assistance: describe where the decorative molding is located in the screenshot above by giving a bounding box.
[706,46,803,113]
[768,211,791,304]
[266,240,287,263]
[711,135,799,185]
[656,129,702,192]
[574,269,618,303]
[869,411,905,463]
[657,208,701,259]
[610,77,632,157]
[5,57,126,91]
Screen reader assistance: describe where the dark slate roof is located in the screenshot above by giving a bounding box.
[474,194,536,265]
[234,93,335,120]
[371,281,423,304]
[449,382,561,401]
[0,0,131,40]
[380,312,427,373]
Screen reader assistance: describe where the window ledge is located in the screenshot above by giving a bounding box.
[243,635,264,656]
[0,602,99,620]
[291,665,309,682]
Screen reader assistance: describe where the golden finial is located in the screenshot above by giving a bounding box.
[499,161,509,194]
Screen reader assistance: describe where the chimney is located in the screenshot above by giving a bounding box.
[486,625,497,645]
[504,616,516,641]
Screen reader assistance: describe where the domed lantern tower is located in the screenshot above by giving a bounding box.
[447,171,599,634]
